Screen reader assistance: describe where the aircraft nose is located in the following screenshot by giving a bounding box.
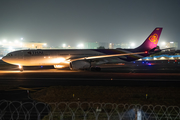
[2,56,9,63]
[2,56,6,62]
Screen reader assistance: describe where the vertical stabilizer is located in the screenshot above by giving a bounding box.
[135,28,163,51]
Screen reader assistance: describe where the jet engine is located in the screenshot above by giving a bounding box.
[70,60,90,70]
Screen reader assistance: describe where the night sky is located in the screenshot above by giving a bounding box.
[0,0,180,47]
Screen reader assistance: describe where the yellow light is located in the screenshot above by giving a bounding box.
[54,65,64,68]
[160,57,165,59]
[52,58,66,63]
[18,65,22,69]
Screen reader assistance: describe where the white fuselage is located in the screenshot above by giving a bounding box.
[2,49,130,67]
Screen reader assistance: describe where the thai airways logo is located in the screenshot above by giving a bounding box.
[149,33,158,44]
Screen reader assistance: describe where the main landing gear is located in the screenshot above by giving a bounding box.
[90,67,101,71]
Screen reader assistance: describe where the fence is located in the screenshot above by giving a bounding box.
[0,100,180,120]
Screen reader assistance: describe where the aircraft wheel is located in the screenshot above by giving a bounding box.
[91,67,101,71]
[95,67,101,71]
[19,65,24,72]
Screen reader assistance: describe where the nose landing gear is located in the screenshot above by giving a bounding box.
[19,65,24,72]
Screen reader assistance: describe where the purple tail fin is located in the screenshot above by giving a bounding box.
[135,28,163,51]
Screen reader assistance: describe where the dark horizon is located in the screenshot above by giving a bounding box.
[0,0,180,48]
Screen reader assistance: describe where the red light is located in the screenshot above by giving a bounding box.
[145,51,148,54]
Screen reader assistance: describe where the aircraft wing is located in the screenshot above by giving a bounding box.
[68,51,146,62]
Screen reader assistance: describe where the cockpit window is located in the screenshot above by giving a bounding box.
[7,54,13,56]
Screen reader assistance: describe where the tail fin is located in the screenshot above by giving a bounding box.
[135,27,163,51]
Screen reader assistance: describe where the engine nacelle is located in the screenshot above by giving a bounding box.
[70,60,90,70]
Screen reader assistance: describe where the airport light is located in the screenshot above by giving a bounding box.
[161,41,166,45]
[77,43,84,49]
[15,40,19,43]
[170,42,174,44]
[130,43,135,47]
[62,44,66,48]
[8,47,15,51]
[3,39,7,43]
[43,43,47,46]
[160,57,165,59]
[21,38,23,40]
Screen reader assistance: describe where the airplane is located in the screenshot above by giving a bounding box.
[2,27,163,71]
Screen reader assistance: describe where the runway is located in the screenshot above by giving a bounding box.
[0,69,180,87]
[0,60,180,87]
[0,60,180,106]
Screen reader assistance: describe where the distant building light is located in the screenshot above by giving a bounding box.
[161,42,166,45]
[130,43,135,47]
[77,43,84,48]
[3,39,6,43]
[21,38,23,40]
[43,43,47,46]
[15,40,19,43]
[170,42,174,44]
[170,57,174,59]
[160,57,165,59]
[62,44,66,48]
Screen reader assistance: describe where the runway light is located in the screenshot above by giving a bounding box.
[147,63,151,66]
